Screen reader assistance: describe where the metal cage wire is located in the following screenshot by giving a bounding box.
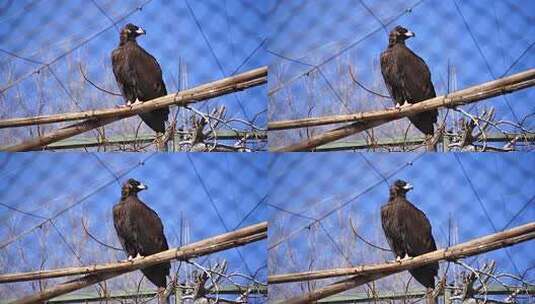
[0,152,268,303]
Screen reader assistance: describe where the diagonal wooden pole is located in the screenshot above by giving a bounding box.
[7,222,267,304]
[269,68,535,131]
[0,67,267,129]
[271,222,534,304]
[271,68,535,151]
[1,66,267,152]
[272,119,388,152]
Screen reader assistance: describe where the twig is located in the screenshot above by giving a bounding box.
[272,222,535,285]
[348,217,391,252]
[348,65,390,99]
[1,66,267,151]
[271,68,535,151]
[81,218,122,251]
[78,64,121,96]
[7,222,267,304]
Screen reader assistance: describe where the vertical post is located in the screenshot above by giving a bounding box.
[444,286,451,304]
[175,285,182,304]
[443,134,450,152]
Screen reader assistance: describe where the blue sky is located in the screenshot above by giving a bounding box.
[0,0,267,143]
[267,0,535,147]
[268,153,535,281]
[0,152,533,297]
[0,152,268,296]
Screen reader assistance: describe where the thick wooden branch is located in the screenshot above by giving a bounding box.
[269,68,534,131]
[271,221,534,304]
[271,68,535,152]
[273,119,388,152]
[1,67,267,129]
[6,222,267,304]
[2,222,266,283]
[1,66,267,152]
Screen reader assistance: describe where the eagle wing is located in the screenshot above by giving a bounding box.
[112,203,137,257]
[401,199,439,287]
[129,45,167,101]
[396,46,436,103]
[399,201,437,257]
[381,203,406,258]
[380,44,438,135]
[129,199,169,256]
[111,43,169,132]
[381,198,439,287]
[130,199,171,287]
[111,47,136,102]
[380,49,400,105]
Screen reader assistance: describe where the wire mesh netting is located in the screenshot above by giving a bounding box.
[0,152,267,303]
[0,1,268,151]
[267,0,535,151]
[268,153,535,302]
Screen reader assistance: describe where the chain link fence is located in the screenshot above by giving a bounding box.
[0,152,267,303]
[268,153,535,302]
[1,0,268,151]
[267,0,534,151]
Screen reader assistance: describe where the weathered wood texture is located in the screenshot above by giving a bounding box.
[271,68,535,151]
[7,222,267,304]
[1,66,267,152]
[273,119,387,152]
[272,221,534,304]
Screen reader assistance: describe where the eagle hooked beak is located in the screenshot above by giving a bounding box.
[404,31,415,38]
[135,28,146,35]
[403,183,413,190]
[137,183,148,190]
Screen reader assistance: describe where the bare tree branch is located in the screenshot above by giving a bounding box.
[269,221,534,304]
[1,67,267,151]
[1,222,266,284]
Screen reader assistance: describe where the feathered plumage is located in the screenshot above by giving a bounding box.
[113,178,170,289]
[381,180,438,303]
[380,26,438,139]
[111,23,169,133]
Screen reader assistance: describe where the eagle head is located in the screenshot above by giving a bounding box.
[388,25,415,45]
[120,23,146,43]
[122,178,148,197]
[390,179,413,197]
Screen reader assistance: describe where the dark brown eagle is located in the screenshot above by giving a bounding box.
[113,178,170,294]
[111,23,169,134]
[380,26,438,150]
[381,180,438,303]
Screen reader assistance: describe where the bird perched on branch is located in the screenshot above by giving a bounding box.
[380,26,438,151]
[113,178,170,301]
[111,23,169,143]
[381,179,438,304]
